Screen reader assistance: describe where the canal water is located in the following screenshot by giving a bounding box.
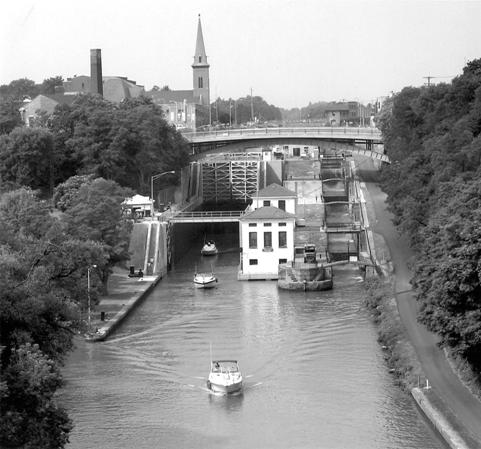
[61,233,444,449]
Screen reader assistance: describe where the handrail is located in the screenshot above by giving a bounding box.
[172,210,245,218]
[183,126,382,142]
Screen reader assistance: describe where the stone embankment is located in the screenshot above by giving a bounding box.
[85,267,162,342]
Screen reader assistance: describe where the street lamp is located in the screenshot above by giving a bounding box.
[150,171,175,217]
[87,265,97,333]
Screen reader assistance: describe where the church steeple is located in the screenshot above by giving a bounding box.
[192,15,210,106]
[192,14,209,68]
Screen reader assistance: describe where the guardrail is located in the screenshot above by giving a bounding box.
[183,126,382,142]
[171,210,246,219]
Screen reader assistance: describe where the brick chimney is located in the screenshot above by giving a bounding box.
[90,49,103,96]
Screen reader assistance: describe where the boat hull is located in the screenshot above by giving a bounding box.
[201,249,218,256]
[194,274,217,288]
[207,379,243,394]
[201,242,218,256]
[194,280,217,288]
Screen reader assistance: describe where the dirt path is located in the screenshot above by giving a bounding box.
[362,171,481,446]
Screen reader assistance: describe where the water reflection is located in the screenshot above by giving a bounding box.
[61,233,443,449]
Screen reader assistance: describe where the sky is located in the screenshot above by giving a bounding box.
[1,0,481,109]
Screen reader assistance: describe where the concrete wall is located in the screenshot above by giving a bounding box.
[266,160,283,185]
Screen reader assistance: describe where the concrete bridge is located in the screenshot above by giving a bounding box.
[183,126,388,163]
[168,210,245,223]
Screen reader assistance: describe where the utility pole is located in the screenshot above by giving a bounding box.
[423,75,453,87]
[250,87,254,122]
[423,76,434,87]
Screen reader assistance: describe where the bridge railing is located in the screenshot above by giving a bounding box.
[171,210,245,219]
[182,126,382,141]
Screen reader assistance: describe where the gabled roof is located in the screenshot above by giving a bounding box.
[254,183,297,199]
[123,194,151,206]
[43,93,78,106]
[240,206,295,221]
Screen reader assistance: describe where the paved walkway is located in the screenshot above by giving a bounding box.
[86,266,160,342]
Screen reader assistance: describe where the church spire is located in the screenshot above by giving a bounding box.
[192,14,209,68]
[192,14,210,106]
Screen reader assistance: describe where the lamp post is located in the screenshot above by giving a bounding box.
[87,265,97,333]
[150,171,175,217]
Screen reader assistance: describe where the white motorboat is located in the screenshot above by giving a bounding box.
[207,360,243,394]
[193,271,217,288]
[201,240,218,256]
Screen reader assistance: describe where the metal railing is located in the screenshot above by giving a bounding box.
[170,210,246,219]
[183,126,382,142]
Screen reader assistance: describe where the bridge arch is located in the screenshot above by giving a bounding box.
[183,127,389,163]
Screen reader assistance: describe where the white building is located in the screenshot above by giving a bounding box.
[251,183,297,214]
[238,206,296,280]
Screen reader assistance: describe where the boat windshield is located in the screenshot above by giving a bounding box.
[211,361,239,373]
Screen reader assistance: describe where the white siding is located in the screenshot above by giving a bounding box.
[239,219,295,278]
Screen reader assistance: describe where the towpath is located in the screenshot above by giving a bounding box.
[358,162,481,447]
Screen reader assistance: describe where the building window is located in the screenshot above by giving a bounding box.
[248,223,257,227]
[198,77,203,88]
[264,231,272,249]
[278,200,286,211]
[279,259,287,265]
[199,56,202,63]
[264,223,272,227]
[249,259,258,265]
[263,200,270,207]
[249,232,257,249]
[279,222,286,227]
[279,231,287,248]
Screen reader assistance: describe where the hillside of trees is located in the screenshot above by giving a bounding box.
[377,59,481,373]
[0,83,188,447]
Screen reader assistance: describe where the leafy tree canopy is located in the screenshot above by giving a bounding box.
[378,58,481,369]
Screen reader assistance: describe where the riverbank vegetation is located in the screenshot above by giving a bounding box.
[0,91,185,447]
[377,58,481,386]
[364,277,424,390]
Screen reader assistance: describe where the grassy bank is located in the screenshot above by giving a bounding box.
[363,275,425,391]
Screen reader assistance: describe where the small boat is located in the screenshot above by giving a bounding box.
[201,240,218,256]
[193,271,217,288]
[207,360,243,394]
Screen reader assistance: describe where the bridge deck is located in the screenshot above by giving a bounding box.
[169,210,245,223]
[183,126,382,144]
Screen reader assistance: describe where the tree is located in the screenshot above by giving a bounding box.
[40,76,64,95]
[0,98,23,135]
[0,344,72,448]
[0,78,39,102]
[60,177,133,289]
[377,58,481,374]
[0,126,56,195]
[0,187,111,447]
[48,94,185,193]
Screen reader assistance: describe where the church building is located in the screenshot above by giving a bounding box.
[146,15,211,130]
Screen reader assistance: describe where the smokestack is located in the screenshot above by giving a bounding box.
[90,49,103,96]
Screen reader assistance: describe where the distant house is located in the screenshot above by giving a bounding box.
[122,194,152,218]
[238,206,296,280]
[251,183,297,214]
[19,93,77,126]
[148,89,197,130]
